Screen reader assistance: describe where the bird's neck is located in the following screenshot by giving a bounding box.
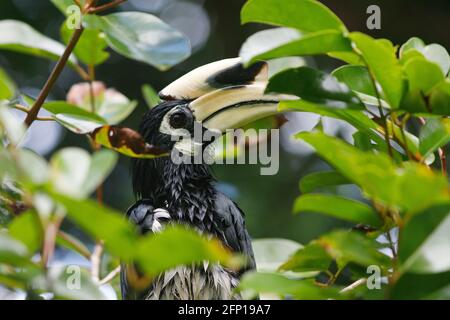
[132,157,217,227]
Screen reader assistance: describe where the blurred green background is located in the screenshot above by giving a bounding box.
[1,0,449,245]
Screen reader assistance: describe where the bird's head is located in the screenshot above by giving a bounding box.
[138,58,283,158]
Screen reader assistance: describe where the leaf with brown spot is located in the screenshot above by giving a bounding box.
[90,126,169,159]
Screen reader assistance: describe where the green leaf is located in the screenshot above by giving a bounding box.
[54,194,138,261]
[403,58,444,94]
[328,51,364,65]
[399,205,450,274]
[0,67,16,100]
[267,67,364,110]
[280,243,332,273]
[61,21,109,66]
[252,238,303,272]
[294,194,382,227]
[141,84,160,109]
[241,0,346,33]
[90,126,169,159]
[353,131,374,151]
[43,101,106,122]
[430,79,450,116]
[17,149,49,186]
[84,12,191,71]
[242,29,351,65]
[56,231,91,260]
[50,265,107,300]
[350,32,405,108]
[399,37,425,58]
[422,44,450,76]
[136,226,236,276]
[0,232,29,266]
[50,148,116,198]
[318,230,391,269]
[297,132,449,213]
[50,148,91,198]
[390,270,450,300]
[0,20,77,65]
[239,272,342,299]
[332,65,389,108]
[50,0,83,15]
[84,149,118,195]
[54,113,104,134]
[300,171,351,193]
[0,105,25,145]
[9,211,43,253]
[419,118,450,159]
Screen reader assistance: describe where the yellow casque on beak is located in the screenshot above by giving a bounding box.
[159,58,291,133]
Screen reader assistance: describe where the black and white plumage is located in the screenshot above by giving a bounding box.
[121,58,284,300]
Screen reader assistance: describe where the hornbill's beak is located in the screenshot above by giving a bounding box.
[159,58,289,133]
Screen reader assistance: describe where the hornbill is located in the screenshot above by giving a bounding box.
[121,58,283,300]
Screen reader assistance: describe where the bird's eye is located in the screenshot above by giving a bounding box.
[169,111,188,129]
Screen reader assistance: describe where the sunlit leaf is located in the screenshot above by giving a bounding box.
[350,32,405,108]
[430,79,450,116]
[399,205,450,274]
[297,132,449,213]
[84,12,191,71]
[241,0,346,33]
[280,242,332,273]
[267,67,364,109]
[9,210,43,253]
[403,58,444,94]
[239,272,342,300]
[294,194,382,227]
[0,104,25,145]
[300,171,351,193]
[0,20,77,65]
[419,118,450,159]
[0,67,16,100]
[252,238,303,273]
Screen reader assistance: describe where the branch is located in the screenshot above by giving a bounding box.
[24,26,84,127]
[99,266,121,286]
[88,0,127,13]
[340,278,367,293]
[90,240,104,283]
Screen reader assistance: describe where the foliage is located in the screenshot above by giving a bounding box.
[0,0,449,300]
[238,0,450,300]
[0,0,234,300]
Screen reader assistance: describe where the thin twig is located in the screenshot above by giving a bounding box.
[42,219,63,267]
[340,278,367,293]
[57,230,91,260]
[99,266,121,286]
[88,0,127,13]
[91,240,104,283]
[24,26,84,127]
[438,148,447,175]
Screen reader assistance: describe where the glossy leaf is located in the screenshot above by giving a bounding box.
[242,29,351,65]
[0,67,16,100]
[399,205,450,274]
[136,226,236,276]
[419,118,450,159]
[390,271,450,300]
[252,238,303,272]
[430,79,450,116]
[239,272,342,300]
[294,194,382,227]
[318,230,391,269]
[43,101,106,122]
[54,113,105,134]
[84,149,118,196]
[17,149,49,186]
[297,132,449,213]
[267,67,364,109]
[90,126,168,159]
[300,171,350,193]
[61,21,109,66]
[84,12,191,71]
[280,243,332,273]
[403,58,444,94]
[241,0,346,33]
[0,105,25,145]
[54,194,138,261]
[350,32,405,108]
[0,20,77,65]
[9,211,43,253]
